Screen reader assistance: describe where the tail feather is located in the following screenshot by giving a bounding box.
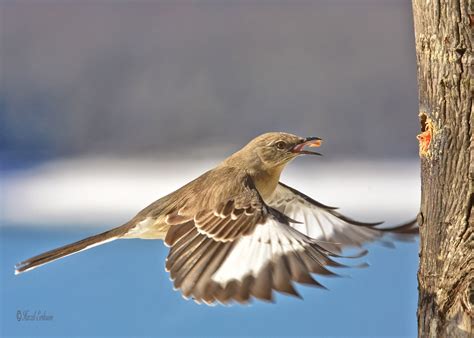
[15,226,128,275]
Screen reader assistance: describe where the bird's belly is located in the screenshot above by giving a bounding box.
[122,217,169,240]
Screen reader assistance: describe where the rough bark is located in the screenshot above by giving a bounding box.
[412,0,473,337]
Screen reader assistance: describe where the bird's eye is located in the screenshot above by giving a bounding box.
[275,141,286,150]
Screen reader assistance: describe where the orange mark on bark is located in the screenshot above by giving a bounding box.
[417,113,433,157]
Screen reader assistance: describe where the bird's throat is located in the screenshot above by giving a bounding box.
[252,165,285,201]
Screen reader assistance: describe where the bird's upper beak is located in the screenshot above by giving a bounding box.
[291,137,323,156]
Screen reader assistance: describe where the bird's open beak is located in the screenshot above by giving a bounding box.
[291,137,323,156]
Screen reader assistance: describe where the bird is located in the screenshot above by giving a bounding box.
[15,132,417,305]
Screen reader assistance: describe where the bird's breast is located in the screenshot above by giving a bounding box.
[252,168,283,202]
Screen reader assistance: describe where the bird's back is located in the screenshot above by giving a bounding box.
[123,164,255,239]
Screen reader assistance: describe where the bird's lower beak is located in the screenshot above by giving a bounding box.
[291,137,323,156]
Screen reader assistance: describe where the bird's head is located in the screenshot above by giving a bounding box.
[227,132,322,172]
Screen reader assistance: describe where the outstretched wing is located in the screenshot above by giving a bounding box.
[267,182,418,253]
[163,177,348,305]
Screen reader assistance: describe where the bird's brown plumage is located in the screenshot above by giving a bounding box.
[15,132,418,305]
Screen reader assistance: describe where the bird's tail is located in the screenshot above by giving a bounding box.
[14,225,129,275]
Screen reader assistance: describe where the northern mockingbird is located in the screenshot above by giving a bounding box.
[15,132,417,304]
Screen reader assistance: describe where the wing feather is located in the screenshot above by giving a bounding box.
[267,182,418,252]
[165,202,343,304]
[163,177,415,305]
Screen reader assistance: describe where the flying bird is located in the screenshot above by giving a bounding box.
[15,132,417,304]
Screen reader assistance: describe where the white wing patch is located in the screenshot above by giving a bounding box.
[267,185,341,240]
[280,203,338,239]
[211,217,310,285]
[266,183,385,250]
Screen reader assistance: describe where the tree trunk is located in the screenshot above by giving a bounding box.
[411,0,473,336]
